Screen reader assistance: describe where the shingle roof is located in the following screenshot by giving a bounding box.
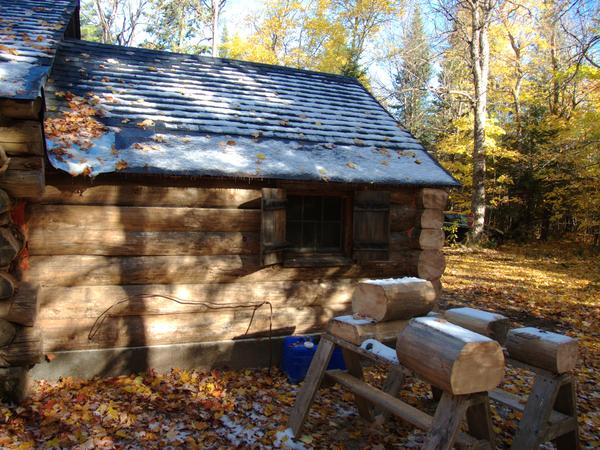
[44,39,458,186]
[0,0,77,100]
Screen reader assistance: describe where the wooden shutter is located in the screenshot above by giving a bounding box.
[261,188,287,266]
[353,191,391,263]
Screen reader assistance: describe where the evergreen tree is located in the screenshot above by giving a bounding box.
[392,4,431,140]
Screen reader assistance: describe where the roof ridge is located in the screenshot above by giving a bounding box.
[61,38,362,85]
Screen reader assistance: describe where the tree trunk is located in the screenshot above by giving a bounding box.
[469,0,491,243]
[211,0,220,57]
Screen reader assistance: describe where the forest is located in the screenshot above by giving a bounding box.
[80,0,599,246]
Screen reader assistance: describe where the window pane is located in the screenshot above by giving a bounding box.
[303,196,321,220]
[323,197,342,221]
[320,222,341,248]
[287,196,302,220]
[302,222,318,248]
[287,221,302,247]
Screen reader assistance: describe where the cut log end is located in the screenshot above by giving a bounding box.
[352,278,437,322]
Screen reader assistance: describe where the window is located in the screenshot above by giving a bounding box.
[286,195,343,253]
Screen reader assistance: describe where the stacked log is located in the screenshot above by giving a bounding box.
[390,188,447,298]
[0,184,41,402]
[351,278,437,322]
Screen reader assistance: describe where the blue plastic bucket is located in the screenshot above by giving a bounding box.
[281,336,346,384]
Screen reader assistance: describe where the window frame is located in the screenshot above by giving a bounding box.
[283,191,353,267]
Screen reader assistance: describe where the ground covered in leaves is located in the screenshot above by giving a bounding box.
[1,243,598,449]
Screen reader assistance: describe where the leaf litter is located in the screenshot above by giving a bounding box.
[0,243,598,448]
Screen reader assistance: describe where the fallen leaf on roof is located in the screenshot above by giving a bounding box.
[353,138,365,146]
[54,91,66,98]
[251,131,262,139]
[111,145,118,156]
[137,119,155,129]
[414,159,422,164]
[279,120,289,126]
[346,162,357,169]
[152,134,166,143]
[101,77,111,83]
[148,66,158,72]
[315,121,322,126]
[36,35,44,42]
[121,118,130,124]
[0,44,18,55]
[180,137,191,143]
[226,140,236,146]
[115,160,128,171]
[256,153,266,161]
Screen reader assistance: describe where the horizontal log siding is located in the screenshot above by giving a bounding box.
[27,182,434,352]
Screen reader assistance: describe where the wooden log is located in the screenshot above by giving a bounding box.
[28,204,261,232]
[396,317,505,395]
[0,366,32,403]
[418,188,448,210]
[28,229,260,256]
[420,209,444,229]
[33,280,355,321]
[390,189,417,207]
[0,189,11,214]
[38,304,348,351]
[389,250,446,280]
[0,226,24,267]
[0,167,45,199]
[391,229,445,250]
[25,254,434,287]
[444,308,510,344]
[0,327,42,367]
[327,315,409,345]
[505,328,578,374]
[0,272,15,300]
[0,319,16,347]
[41,184,261,208]
[1,287,39,327]
[0,98,42,119]
[443,308,510,344]
[390,205,417,231]
[0,120,42,141]
[352,278,436,322]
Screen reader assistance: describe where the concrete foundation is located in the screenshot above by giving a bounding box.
[29,335,309,380]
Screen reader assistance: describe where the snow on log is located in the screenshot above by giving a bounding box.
[505,327,578,374]
[396,317,505,395]
[443,307,510,344]
[351,277,436,322]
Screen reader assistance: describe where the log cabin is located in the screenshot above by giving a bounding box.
[0,0,457,397]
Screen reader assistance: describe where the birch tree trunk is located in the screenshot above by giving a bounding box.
[211,0,220,57]
[469,0,492,242]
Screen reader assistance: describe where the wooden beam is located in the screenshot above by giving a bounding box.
[25,254,430,287]
[28,204,261,232]
[29,229,260,256]
[0,326,42,367]
[0,120,44,156]
[326,370,481,449]
[0,157,45,198]
[0,98,42,120]
[33,281,356,321]
[41,184,262,208]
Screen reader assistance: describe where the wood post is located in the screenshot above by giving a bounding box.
[288,337,335,437]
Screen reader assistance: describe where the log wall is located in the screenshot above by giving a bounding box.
[20,181,447,353]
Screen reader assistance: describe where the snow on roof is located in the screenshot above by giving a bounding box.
[0,0,77,100]
[44,39,459,186]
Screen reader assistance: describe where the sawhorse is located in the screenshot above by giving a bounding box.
[288,333,496,450]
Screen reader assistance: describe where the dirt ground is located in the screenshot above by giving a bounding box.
[0,243,598,449]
